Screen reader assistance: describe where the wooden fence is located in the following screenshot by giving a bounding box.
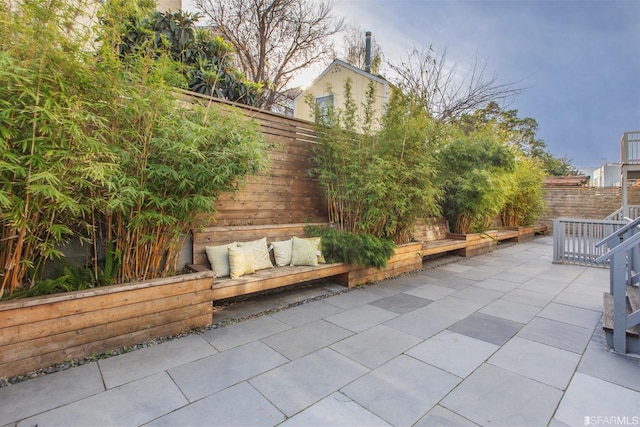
[183,93,327,226]
[186,94,640,238]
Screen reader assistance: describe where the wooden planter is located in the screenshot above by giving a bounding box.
[448,230,499,257]
[340,242,424,287]
[513,226,536,242]
[0,271,215,380]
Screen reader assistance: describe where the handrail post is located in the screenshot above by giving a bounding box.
[611,250,627,353]
[552,219,560,263]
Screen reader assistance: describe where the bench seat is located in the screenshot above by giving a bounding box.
[189,263,352,300]
[189,223,356,300]
[496,228,520,241]
[421,239,467,256]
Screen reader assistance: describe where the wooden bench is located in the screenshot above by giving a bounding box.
[188,223,354,300]
[496,228,520,242]
[413,218,467,256]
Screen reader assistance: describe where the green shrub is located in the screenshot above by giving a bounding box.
[310,82,441,243]
[436,129,516,234]
[502,157,546,226]
[0,0,116,295]
[305,226,396,269]
[0,0,269,297]
[2,264,100,301]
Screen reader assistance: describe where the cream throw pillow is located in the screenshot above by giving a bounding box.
[228,246,255,279]
[205,242,237,277]
[238,237,273,271]
[291,236,320,266]
[302,236,325,263]
[271,239,293,267]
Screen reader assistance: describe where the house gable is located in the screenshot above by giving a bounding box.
[294,59,390,130]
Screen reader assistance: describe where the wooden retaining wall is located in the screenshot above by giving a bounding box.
[341,242,424,287]
[0,271,214,379]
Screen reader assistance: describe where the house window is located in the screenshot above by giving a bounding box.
[315,94,334,123]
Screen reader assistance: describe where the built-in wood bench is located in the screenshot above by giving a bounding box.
[413,218,467,257]
[496,228,520,242]
[188,223,355,300]
[413,220,539,257]
[534,225,548,235]
[421,237,468,256]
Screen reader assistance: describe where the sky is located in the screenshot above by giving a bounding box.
[327,0,640,169]
[187,0,640,169]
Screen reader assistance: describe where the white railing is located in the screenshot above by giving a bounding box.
[620,131,640,165]
[553,218,628,265]
[595,217,640,354]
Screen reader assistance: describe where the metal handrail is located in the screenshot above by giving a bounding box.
[595,224,640,354]
[596,216,640,250]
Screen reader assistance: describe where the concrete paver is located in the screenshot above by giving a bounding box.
[98,334,217,388]
[553,373,640,427]
[518,316,594,354]
[488,336,581,390]
[147,382,286,427]
[20,372,187,427]
[325,303,399,332]
[330,324,422,369]
[249,348,368,417]
[0,364,104,426]
[441,363,563,426]
[202,315,291,352]
[342,355,462,427]
[260,320,353,360]
[279,392,390,427]
[168,340,288,402]
[406,330,498,378]
[448,312,524,346]
[1,236,639,427]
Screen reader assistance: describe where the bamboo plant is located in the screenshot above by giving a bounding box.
[0,0,269,296]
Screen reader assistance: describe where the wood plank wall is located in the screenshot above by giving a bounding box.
[183,92,640,234]
[183,92,328,226]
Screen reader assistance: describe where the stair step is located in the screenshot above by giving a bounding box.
[603,292,640,337]
[628,285,640,313]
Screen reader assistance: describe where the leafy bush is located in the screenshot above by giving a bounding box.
[1,264,101,301]
[436,129,516,234]
[311,82,441,243]
[501,157,546,226]
[0,0,269,296]
[0,0,116,295]
[305,226,396,269]
[105,1,262,105]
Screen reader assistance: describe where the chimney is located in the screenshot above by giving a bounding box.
[365,31,372,73]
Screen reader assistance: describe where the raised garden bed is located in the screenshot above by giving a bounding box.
[449,230,499,257]
[342,242,424,286]
[0,271,214,380]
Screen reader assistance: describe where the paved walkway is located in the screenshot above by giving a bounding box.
[1,236,639,427]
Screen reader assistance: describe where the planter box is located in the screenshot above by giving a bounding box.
[0,271,215,380]
[514,226,536,242]
[449,230,499,257]
[338,242,423,287]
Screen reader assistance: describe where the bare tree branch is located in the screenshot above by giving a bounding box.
[388,46,523,121]
[193,0,344,109]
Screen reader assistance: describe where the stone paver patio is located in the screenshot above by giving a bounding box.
[1,236,639,426]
